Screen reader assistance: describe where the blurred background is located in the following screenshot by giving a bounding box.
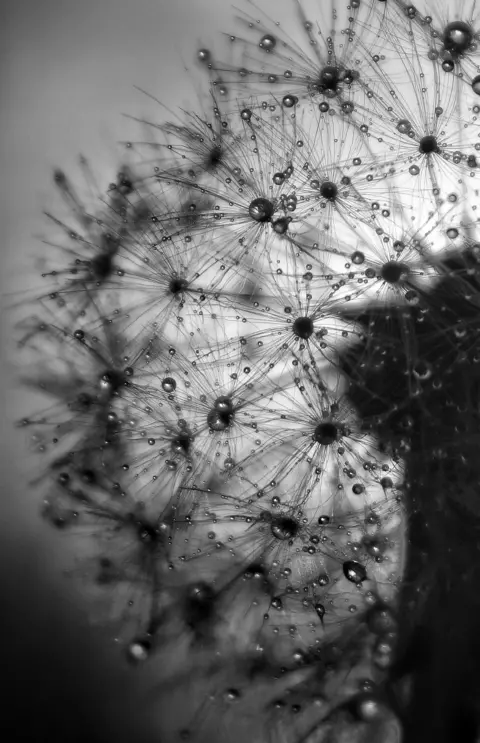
[0,0,244,738]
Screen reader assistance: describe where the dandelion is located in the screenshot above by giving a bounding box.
[13,0,480,740]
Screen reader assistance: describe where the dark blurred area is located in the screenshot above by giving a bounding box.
[0,530,157,743]
[339,249,480,743]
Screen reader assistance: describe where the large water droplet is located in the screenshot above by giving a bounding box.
[248,197,274,222]
[443,21,473,56]
[343,560,367,583]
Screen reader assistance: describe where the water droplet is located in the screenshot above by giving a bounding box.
[343,560,367,583]
[127,639,150,664]
[351,251,365,265]
[282,94,298,108]
[207,396,234,431]
[249,197,274,222]
[259,34,276,51]
[162,377,176,393]
[197,49,211,63]
[443,21,473,56]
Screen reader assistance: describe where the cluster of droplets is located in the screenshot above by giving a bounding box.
[14,1,480,742]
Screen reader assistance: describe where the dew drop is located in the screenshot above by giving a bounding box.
[343,560,367,583]
[443,21,473,56]
[249,197,274,222]
[197,49,211,63]
[162,377,176,393]
[127,639,150,664]
[351,250,365,265]
[282,94,298,108]
[259,34,276,51]
[207,396,235,431]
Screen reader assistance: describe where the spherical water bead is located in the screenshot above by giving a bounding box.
[73,329,85,341]
[171,432,191,456]
[319,181,338,201]
[273,172,285,185]
[162,377,176,393]
[224,688,241,702]
[292,316,314,339]
[356,694,387,722]
[409,165,420,176]
[351,251,365,265]
[241,108,252,121]
[443,21,473,56]
[259,34,276,51]
[442,59,455,72]
[472,75,480,94]
[197,49,211,63]
[314,422,339,445]
[126,639,150,664]
[380,261,409,284]
[446,227,459,239]
[207,396,235,431]
[419,135,439,154]
[319,101,329,113]
[272,217,291,234]
[249,197,274,222]
[343,560,367,584]
[282,94,298,108]
[271,516,299,540]
[318,66,339,93]
[318,515,330,525]
[341,101,355,115]
[363,537,384,560]
[99,370,123,394]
